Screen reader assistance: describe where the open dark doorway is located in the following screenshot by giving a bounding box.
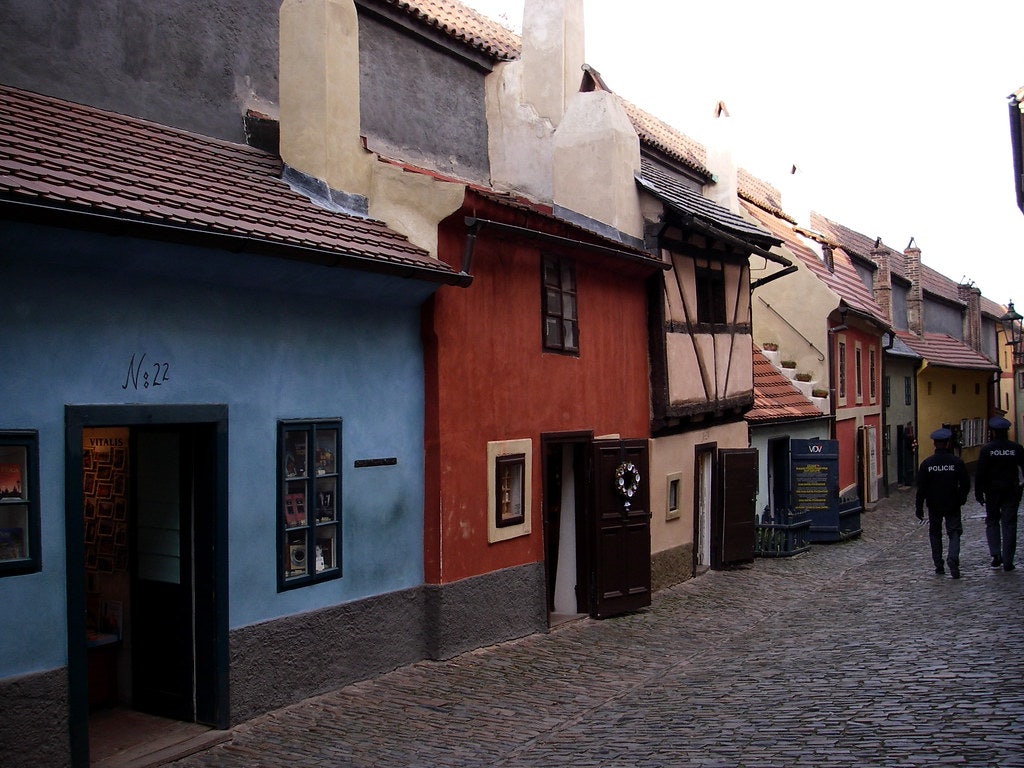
[66,406,228,768]
[542,433,589,623]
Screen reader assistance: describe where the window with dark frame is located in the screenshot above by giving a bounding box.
[542,255,578,353]
[884,375,891,408]
[837,340,847,400]
[869,348,877,402]
[694,259,727,325]
[494,453,525,528]
[0,431,41,576]
[278,420,341,590]
[904,376,912,405]
[854,350,862,400]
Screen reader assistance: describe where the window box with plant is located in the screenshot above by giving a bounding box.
[781,360,797,369]
[795,372,813,382]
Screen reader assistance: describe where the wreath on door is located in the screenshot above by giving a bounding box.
[614,461,641,500]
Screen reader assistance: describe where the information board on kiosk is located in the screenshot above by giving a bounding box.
[790,438,839,518]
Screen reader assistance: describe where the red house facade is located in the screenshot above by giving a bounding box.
[423,188,667,650]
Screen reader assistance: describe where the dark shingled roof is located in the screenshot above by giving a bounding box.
[0,84,461,283]
[746,348,826,423]
[637,158,777,246]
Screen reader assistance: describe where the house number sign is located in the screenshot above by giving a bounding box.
[122,352,171,391]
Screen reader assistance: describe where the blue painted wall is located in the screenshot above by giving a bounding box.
[0,221,436,677]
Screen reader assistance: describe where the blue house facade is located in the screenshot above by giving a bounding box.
[0,85,461,766]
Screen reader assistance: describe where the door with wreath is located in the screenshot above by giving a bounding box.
[590,438,651,619]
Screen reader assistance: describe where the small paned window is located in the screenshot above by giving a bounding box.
[542,255,578,353]
[495,454,526,528]
[278,420,341,590]
[884,376,891,408]
[0,431,41,576]
[904,376,913,405]
[869,348,878,402]
[854,344,864,402]
[694,260,727,325]
[837,340,847,402]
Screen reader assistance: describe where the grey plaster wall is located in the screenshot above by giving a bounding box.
[651,543,692,592]
[925,297,965,340]
[230,586,428,724]
[357,13,491,185]
[892,284,910,331]
[0,667,70,768]
[424,563,548,661]
[0,0,279,143]
[230,564,548,724]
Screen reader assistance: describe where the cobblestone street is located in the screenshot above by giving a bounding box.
[175,490,1024,768]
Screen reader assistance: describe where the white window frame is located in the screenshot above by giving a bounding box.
[487,439,533,543]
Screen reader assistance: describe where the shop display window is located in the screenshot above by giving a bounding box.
[0,431,41,576]
[278,420,341,590]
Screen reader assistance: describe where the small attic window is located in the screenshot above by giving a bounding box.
[821,245,836,273]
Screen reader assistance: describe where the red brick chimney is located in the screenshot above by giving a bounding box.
[871,240,893,324]
[904,240,924,335]
[958,283,983,352]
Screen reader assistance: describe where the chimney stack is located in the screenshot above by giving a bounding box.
[871,239,893,324]
[904,239,924,335]
[279,0,371,202]
[958,283,983,352]
[520,0,584,128]
[704,101,739,215]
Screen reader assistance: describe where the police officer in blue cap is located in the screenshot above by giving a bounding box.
[916,427,971,578]
[975,416,1024,572]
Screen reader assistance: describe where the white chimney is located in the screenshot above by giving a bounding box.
[279,0,371,200]
[520,0,585,128]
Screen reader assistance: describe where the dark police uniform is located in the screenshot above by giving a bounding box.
[916,428,971,578]
[975,416,1024,571]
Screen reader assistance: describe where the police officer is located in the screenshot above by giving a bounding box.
[916,427,971,578]
[975,416,1024,572]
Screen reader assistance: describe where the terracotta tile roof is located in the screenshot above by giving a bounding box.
[738,169,794,223]
[617,98,711,178]
[812,213,1006,317]
[746,348,824,423]
[370,0,520,60]
[0,85,460,282]
[895,330,998,371]
[743,202,889,326]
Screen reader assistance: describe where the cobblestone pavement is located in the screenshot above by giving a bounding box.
[175,491,1024,767]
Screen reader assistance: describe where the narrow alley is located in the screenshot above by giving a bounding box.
[172,490,1024,768]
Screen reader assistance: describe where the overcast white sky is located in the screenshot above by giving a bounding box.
[463,0,1024,308]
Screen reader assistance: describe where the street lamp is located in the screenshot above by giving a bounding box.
[1001,300,1023,360]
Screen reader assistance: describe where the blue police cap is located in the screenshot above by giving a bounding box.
[930,428,953,441]
[989,416,1011,431]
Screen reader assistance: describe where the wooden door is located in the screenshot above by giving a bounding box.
[590,439,651,619]
[717,448,757,566]
[131,427,195,721]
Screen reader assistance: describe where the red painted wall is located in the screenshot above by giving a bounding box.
[423,204,655,584]
[833,324,884,491]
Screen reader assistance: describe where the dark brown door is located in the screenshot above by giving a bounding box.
[717,448,757,566]
[591,439,651,619]
[131,428,194,720]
